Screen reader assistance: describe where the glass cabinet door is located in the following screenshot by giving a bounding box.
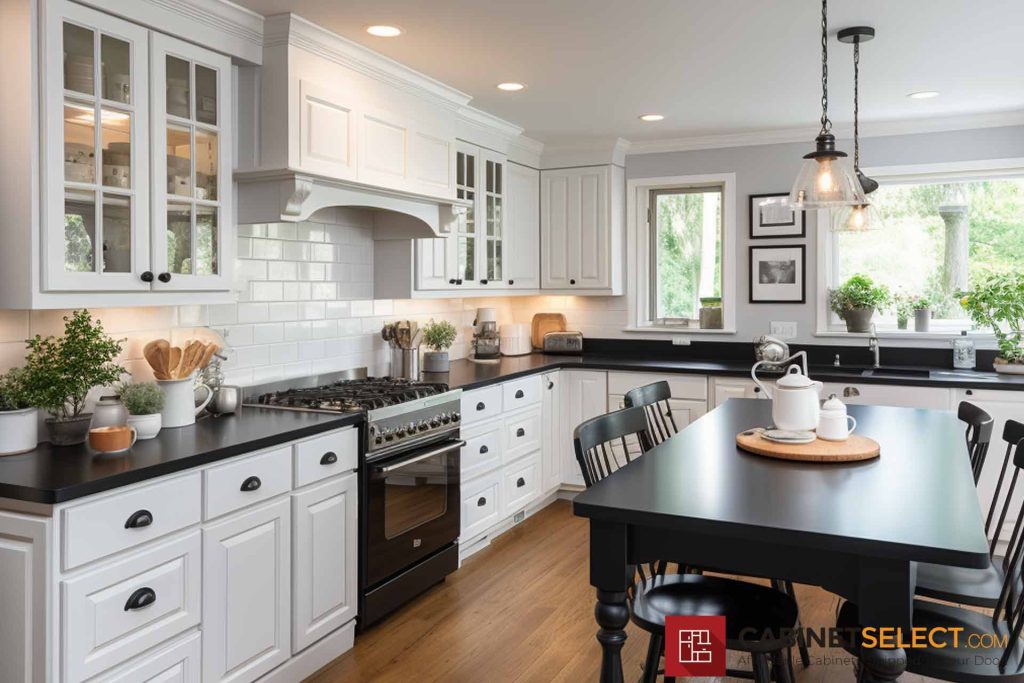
[151,34,232,290]
[453,146,478,285]
[482,152,504,285]
[44,1,150,291]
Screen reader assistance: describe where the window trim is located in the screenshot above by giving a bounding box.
[627,173,737,334]
[816,157,1024,338]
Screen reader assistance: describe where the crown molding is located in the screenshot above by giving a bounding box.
[626,110,1024,156]
[541,137,631,169]
[264,13,472,111]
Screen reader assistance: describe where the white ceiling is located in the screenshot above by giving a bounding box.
[233,0,1024,144]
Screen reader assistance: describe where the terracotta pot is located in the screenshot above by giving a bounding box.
[45,413,93,446]
[843,308,875,333]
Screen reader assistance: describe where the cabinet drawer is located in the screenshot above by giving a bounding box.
[97,632,201,683]
[504,454,540,516]
[461,385,503,425]
[461,422,503,480]
[294,426,358,488]
[608,371,708,401]
[62,472,201,571]
[502,375,542,411]
[461,472,502,541]
[61,532,202,683]
[503,407,542,463]
[204,446,292,520]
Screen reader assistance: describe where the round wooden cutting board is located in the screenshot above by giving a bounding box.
[736,430,880,462]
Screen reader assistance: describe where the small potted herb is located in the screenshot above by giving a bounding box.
[0,367,37,455]
[892,293,913,330]
[829,274,890,333]
[119,382,165,440]
[912,296,932,333]
[23,310,126,446]
[422,320,457,372]
[960,273,1024,374]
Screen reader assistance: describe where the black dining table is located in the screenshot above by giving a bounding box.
[572,398,990,683]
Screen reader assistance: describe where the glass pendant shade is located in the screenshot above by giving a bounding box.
[832,201,883,232]
[789,135,866,209]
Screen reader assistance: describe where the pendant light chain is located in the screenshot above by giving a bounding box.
[853,40,860,169]
[819,0,831,135]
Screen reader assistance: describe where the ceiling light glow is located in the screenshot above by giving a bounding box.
[908,91,940,99]
[639,114,665,122]
[366,25,402,37]
[497,82,526,92]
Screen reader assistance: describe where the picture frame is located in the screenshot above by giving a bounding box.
[749,244,806,304]
[749,193,806,239]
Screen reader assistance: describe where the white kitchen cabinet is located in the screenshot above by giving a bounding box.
[541,372,562,493]
[291,473,358,653]
[560,371,610,487]
[503,162,541,289]
[822,382,951,410]
[296,79,358,181]
[713,377,767,407]
[98,632,201,683]
[0,511,49,683]
[540,165,624,294]
[203,498,291,683]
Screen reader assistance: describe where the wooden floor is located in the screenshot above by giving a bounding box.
[309,499,937,682]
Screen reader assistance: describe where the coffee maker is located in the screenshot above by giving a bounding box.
[472,308,501,360]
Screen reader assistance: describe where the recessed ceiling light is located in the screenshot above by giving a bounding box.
[908,91,940,99]
[497,82,526,92]
[366,25,402,37]
[639,113,665,122]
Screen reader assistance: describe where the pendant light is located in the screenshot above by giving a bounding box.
[789,0,866,210]
[833,26,883,232]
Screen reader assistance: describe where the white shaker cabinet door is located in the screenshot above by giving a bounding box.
[202,498,291,683]
[541,371,562,493]
[540,166,611,291]
[291,473,358,653]
[504,162,541,289]
[297,80,357,181]
[559,371,609,487]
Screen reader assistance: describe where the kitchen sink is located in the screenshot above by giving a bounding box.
[860,367,932,378]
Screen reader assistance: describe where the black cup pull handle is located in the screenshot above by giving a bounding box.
[480,445,489,454]
[157,272,172,283]
[240,476,262,492]
[320,451,338,465]
[508,279,514,285]
[516,477,526,488]
[476,402,485,411]
[124,509,153,529]
[140,271,154,283]
[547,380,554,390]
[516,427,526,438]
[124,587,156,611]
[966,389,974,396]
[514,389,525,399]
[477,497,487,507]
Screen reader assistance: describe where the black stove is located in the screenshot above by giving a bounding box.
[253,377,451,413]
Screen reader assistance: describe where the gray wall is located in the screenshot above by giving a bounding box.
[625,125,1024,345]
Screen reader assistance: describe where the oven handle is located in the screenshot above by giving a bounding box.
[375,440,466,474]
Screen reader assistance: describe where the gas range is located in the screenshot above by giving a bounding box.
[244,369,463,460]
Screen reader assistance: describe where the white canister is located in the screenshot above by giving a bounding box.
[500,323,532,356]
[0,408,38,455]
[157,374,213,428]
[817,394,857,442]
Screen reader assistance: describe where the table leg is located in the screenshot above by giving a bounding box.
[857,646,907,683]
[856,558,912,682]
[589,520,630,683]
[595,589,629,683]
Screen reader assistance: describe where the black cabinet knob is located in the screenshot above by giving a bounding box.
[480,445,488,454]
[320,451,338,465]
[477,497,487,507]
[547,381,554,390]
[516,427,526,438]
[966,389,974,396]
[124,587,156,611]
[476,402,485,411]
[508,280,514,285]
[456,279,463,285]
[516,477,526,488]
[157,272,172,283]
[514,389,524,399]
[569,279,576,285]
[449,279,456,284]
[480,279,488,285]
[240,476,262,492]
[754,387,761,394]
[125,509,153,529]
[140,271,154,283]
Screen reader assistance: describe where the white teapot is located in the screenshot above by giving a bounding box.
[753,364,823,432]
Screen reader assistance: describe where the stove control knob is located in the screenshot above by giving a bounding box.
[396,428,407,438]
[418,421,430,432]
[430,417,441,428]
[441,413,452,425]
[375,435,383,445]
[452,412,461,422]
[384,430,395,442]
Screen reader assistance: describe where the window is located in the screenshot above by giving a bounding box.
[826,171,1024,332]
[648,186,724,325]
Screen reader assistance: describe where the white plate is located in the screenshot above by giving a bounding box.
[760,428,816,445]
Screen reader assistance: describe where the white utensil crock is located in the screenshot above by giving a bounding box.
[157,375,213,428]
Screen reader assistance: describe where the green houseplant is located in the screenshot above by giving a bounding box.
[892,294,913,330]
[0,367,38,455]
[829,274,890,333]
[960,273,1024,373]
[24,310,126,445]
[422,320,458,372]
[912,296,932,333]
[119,382,165,440]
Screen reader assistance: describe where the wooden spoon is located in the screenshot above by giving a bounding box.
[143,340,168,377]
[198,343,220,371]
[184,340,204,377]
[168,346,183,378]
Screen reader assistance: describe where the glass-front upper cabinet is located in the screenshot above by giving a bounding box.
[481,151,504,285]
[150,34,232,291]
[44,0,150,291]
[452,145,479,286]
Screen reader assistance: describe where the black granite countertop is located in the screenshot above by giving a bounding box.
[430,353,1024,392]
[0,407,362,505]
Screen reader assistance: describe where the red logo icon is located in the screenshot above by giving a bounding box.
[664,616,726,677]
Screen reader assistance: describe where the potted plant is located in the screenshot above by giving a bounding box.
[0,367,37,455]
[892,293,913,330]
[829,274,890,333]
[912,296,932,333]
[422,320,457,372]
[119,382,165,440]
[23,310,125,446]
[960,273,1024,374]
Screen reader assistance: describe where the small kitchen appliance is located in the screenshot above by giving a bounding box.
[753,336,793,372]
[542,331,583,354]
[472,308,501,360]
[499,323,532,356]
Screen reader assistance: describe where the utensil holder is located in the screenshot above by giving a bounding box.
[390,346,420,380]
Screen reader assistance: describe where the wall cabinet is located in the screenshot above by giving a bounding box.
[540,164,624,294]
[503,162,541,290]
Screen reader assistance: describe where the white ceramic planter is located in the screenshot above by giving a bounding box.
[993,359,1024,375]
[127,413,162,440]
[0,408,38,455]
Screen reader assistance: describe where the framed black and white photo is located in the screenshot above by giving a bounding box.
[749,244,806,303]
[749,193,806,239]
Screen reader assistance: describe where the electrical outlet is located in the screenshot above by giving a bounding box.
[770,321,798,339]
[513,510,525,524]
[671,337,692,346]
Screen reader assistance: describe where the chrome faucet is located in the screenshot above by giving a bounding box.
[867,324,880,368]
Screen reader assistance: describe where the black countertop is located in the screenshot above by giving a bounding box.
[0,407,361,505]
[431,353,1024,392]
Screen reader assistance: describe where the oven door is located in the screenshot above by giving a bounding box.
[364,438,463,587]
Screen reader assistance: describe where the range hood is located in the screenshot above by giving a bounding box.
[234,169,468,239]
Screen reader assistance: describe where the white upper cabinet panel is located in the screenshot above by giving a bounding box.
[298,80,357,180]
[410,131,454,196]
[359,110,409,188]
[505,162,540,289]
